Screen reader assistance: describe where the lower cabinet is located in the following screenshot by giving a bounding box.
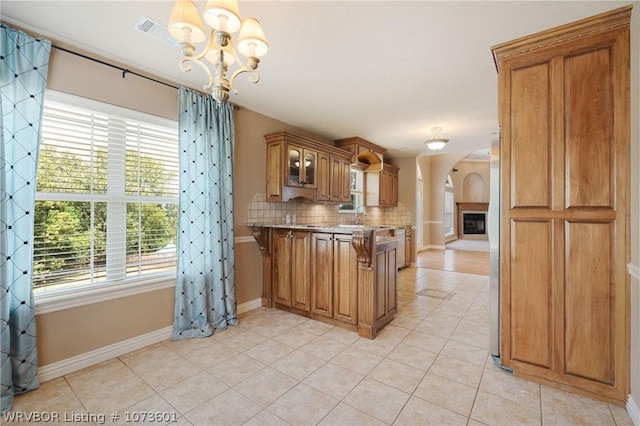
[374,241,397,327]
[273,229,311,312]
[311,233,333,318]
[404,227,414,267]
[333,234,358,325]
[260,227,397,339]
[311,233,358,325]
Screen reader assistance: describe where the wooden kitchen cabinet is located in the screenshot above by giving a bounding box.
[256,226,398,339]
[311,233,358,324]
[334,136,386,170]
[374,239,397,330]
[287,144,317,189]
[265,132,352,203]
[333,234,358,325]
[381,165,399,207]
[317,153,331,202]
[273,229,311,312]
[492,6,631,404]
[311,232,333,318]
[318,154,351,203]
[365,164,399,207]
[330,157,351,203]
[404,227,413,267]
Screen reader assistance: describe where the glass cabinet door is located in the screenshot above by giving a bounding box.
[288,148,301,185]
[304,152,315,186]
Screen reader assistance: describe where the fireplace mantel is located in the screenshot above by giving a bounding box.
[456,202,489,211]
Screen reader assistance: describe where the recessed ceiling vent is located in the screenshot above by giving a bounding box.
[133,16,180,48]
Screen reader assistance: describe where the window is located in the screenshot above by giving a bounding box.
[33,92,179,294]
[444,175,455,237]
[339,168,364,212]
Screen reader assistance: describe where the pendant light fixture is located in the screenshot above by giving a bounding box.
[424,127,449,152]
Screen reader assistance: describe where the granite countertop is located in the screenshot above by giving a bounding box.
[247,223,406,245]
[247,223,405,233]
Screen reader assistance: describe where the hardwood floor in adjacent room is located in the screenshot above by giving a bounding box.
[415,248,490,276]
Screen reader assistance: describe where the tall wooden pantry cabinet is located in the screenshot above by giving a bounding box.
[492,6,631,404]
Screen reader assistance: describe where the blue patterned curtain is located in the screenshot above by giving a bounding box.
[0,25,51,413]
[173,87,237,339]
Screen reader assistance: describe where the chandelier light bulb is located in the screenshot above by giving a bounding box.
[204,0,241,33]
[169,0,206,47]
[237,18,269,57]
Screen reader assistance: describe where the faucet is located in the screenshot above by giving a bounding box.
[354,205,366,225]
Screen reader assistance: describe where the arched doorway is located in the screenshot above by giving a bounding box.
[443,149,490,252]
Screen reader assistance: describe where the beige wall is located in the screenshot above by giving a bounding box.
[395,157,417,219]
[48,47,178,121]
[36,289,174,364]
[417,156,431,249]
[450,160,490,203]
[394,157,418,259]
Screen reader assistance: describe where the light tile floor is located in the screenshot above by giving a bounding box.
[9,267,635,425]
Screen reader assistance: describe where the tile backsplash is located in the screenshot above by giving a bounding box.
[247,193,411,226]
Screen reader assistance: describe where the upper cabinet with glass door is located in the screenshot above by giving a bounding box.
[265,132,351,203]
[287,145,317,189]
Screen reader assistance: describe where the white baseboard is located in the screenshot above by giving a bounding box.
[38,298,262,382]
[235,236,256,244]
[628,394,640,426]
[427,245,446,250]
[237,298,262,314]
[38,326,173,382]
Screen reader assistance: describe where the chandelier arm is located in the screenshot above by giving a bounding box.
[177,31,220,90]
[227,59,260,95]
[179,56,215,91]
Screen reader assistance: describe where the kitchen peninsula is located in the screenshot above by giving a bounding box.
[250,224,399,339]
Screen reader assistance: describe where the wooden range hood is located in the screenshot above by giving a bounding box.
[334,136,386,172]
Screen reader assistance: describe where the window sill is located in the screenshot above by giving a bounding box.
[34,274,175,315]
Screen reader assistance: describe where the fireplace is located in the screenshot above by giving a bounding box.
[456,202,489,240]
[463,213,486,235]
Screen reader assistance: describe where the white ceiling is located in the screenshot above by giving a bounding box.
[2,0,633,158]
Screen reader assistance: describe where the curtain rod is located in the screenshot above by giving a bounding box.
[52,45,240,110]
[52,45,179,90]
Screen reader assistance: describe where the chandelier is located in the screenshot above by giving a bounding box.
[424,127,449,152]
[168,0,269,103]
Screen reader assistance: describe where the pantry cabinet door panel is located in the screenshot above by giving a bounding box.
[564,221,614,384]
[510,63,551,209]
[510,219,552,369]
[565,48,614,209]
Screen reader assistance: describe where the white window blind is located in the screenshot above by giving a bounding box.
[339,168,363,212]
[33,92,178,292]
